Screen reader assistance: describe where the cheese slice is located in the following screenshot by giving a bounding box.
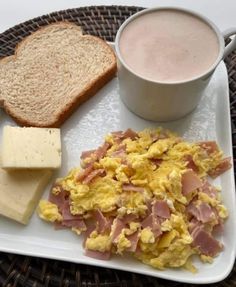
[2,126,61,169]
[0,168,52,224]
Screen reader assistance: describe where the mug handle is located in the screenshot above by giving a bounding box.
[222,28,236,58]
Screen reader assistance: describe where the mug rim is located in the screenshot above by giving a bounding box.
[115,6,225,85]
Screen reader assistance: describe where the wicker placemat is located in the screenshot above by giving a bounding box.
[0,5,235,287]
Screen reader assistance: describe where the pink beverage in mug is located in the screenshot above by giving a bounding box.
[119,9,220,83]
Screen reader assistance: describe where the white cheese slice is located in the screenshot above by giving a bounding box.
[0,168,52,224]
[2,126,61,169]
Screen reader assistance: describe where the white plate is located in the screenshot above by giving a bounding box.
[0,61,235,284]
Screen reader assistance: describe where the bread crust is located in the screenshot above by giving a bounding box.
[0,21,117,127]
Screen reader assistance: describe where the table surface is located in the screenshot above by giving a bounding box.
[0,0,236,34]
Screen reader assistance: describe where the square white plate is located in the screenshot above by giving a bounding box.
[0,61,235,284]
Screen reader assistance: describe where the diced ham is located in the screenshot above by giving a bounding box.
[126,231,139,252]
[212,220,224,235]
[208,157,232,178]
[80,142,110,168]
[192,229,223,257]
[105,217,114,232]
[185,155,198,172]
[152,226,162,238]
[80,149,96,160]
[198,203,215,223]
[152,200,170,219]
[93,209,109,233]
[198,141,218,154]
[122,184,145,193]
[112,129,138,141]
[190,225,204,240]
[96,142,111,161]
[188,217,204,234]
[49,187,67,211]
[122,214,138,224]
[61,199,82,221]
[141,214,162,238]
[123,129,138,140]
[83,219,97,248]
[211,208,224,235]
[141,214,153,229]
[186,202,200,220]
[77,165,94,182]
[61,218,87,229]
[111,150,126,158]
[187,202,215,223]
[54,221,68,230]
[82,169,106,184]
[150,131,168,142]
[200,181,217,198]
[85,249,111,260]
[111,131,123,137]
[111,145,126,158]
[181,170,203,196]
[111,218,126,242]
[146,200,152,215]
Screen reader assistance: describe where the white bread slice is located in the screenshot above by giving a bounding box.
[0,22,117,127]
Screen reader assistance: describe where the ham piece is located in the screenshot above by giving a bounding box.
[126,231,139,252]
[198,203,215,223]
[181,170,203,196]
[185,155,198,172]
[198,141,218,154]
[187,202,215,223]
[80,149,96,160]
[77,165,94,182]
[150,131,168,142]
[122,214,137,224]
[82,169,106,184]
[77,166,106,184]
[111,145,126,158]
[61,218,87,229]
[208,157,232,178]
[96,142,110,161]
[85,249,111,260]
[111,218,126,242]
[200,181,217,198]
[152,200,170,219]
[141,214,162,238]
[112,129,138,141]
[192,228,223,257]
[54,221,68,230]
[49,187,67,208]
[80,142,110,168]
[61,200,82,221]
[122,184,145,193]
[123,129,138,140]
[188,217,204,234]
[93,209,110,233]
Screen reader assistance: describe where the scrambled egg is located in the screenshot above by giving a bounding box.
[38,200,62,222]
[38,128,229,272]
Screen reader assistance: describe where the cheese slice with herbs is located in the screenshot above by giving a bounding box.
[2,126,61,169]
[0,167,52,224]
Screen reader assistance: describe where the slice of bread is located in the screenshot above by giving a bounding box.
[0,22,117,127]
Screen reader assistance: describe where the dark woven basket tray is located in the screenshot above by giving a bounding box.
[0,5,235,287]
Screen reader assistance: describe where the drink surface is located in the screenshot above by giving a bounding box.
[119,10,219,83]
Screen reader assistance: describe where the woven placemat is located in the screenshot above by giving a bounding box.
[0,5,235,287]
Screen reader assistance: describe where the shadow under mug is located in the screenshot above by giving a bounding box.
[115,7,236,122]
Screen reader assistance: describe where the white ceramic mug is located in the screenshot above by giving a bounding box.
[115,7,236,122]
